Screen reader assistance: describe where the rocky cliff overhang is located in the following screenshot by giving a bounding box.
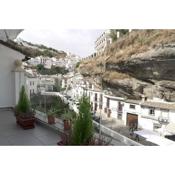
[80,44,175,101]
[106,47,175,81]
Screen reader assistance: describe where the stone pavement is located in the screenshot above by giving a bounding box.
[0,109,61,145]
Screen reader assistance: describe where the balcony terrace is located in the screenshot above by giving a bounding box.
[0,109,61,145]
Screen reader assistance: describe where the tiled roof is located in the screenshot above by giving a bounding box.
[141,101,175,110]
[125,99,141,104]
[125,99,175,110]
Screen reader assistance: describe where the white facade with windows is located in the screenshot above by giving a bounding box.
[95,30,113,54]
[25,75,39,98]
[123,98,175,135]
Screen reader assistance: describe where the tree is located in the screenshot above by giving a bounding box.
[36,64,44,71]
[17,85,30,113]
[71,96,93,145]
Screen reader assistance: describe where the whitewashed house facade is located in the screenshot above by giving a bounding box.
[122,97,175,135]
[25,73,39,98]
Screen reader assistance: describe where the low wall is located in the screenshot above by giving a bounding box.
[35,110,142,146]
[93,121,142,146]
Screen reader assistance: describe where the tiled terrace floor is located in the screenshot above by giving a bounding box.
[0,109,61,145]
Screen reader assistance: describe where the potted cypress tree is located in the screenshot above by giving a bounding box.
[15,86,35,129]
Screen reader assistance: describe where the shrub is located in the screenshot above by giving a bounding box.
[17,86,30,113]
[71,96,93,145]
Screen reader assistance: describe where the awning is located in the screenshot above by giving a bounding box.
[134,129,175,146]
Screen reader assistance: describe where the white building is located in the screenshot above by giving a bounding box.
[0,30,26,108]
[102,94,125,119]
[95,29,113,55]
[28,57,41,66]
[95,29,132,55]
[123,97,175,136]
[71,76,175,136]
[25,73,39,99]
[38,76,55,92]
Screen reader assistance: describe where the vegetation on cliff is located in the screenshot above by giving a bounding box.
[0,39,67,59]
[79,30,175,100]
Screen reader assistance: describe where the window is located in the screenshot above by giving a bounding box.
[95,93,97,101]
[99,94,103,109]
[149,108,155,115]
[129,104,135,109]
[118,102,123,111]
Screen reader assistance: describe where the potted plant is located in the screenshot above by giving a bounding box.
[15,86,35,129]
[62,110,73,131]
[47,107,56,124]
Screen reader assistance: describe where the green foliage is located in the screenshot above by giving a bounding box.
[71,96,93,145]
[76,61,81,68]
[36,64,44,71]
[17,86,30,113]
[62,110,76,120]
[36,64,68,75]
[47,106,56,116]
[30,94,69,116]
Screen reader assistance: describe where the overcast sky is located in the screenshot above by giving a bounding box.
[18,29,105,57]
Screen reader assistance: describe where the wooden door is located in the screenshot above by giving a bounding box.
[127,113,138,128]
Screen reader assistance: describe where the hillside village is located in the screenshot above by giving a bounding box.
[1,29,175,146]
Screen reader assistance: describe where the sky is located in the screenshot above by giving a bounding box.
[18,29,105,57]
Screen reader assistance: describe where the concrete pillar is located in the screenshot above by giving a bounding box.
[14,70,26,105]
[13,60,26,105]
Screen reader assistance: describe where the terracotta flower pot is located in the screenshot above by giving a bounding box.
[63,119,71,130]
[16,115,35,129]
[48,115,55,124]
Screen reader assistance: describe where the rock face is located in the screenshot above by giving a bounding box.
[80,45,175,101]
[107,47,175,81]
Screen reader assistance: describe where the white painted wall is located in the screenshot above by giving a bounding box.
[108,98,118,118]
[0,44,25,107]
[123,102,141,125]
[169,110,175,123]
[138,118,154,130]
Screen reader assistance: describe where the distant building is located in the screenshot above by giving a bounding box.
[95,30,113,55]
[38,76,55,92]
[25,72,39,99]
[95,29,132,55]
